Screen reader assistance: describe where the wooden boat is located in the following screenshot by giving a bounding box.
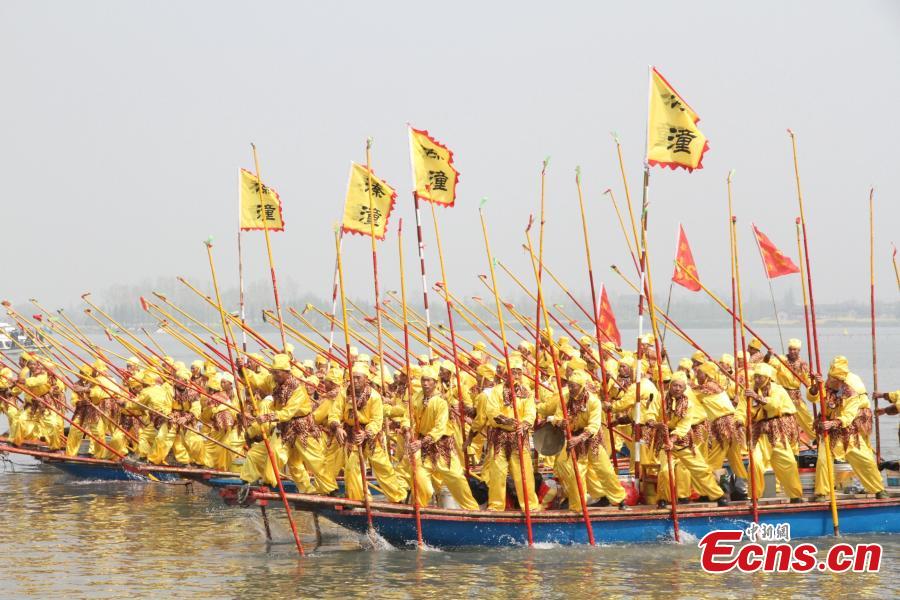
[0,440,235,483]
[221,486,900,547]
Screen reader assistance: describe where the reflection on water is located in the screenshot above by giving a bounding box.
[0,458,896,599]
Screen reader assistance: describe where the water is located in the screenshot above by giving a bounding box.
[0,325,897,597]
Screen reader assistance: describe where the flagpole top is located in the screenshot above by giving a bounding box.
[610,132,620,144]
[366,137,374,150]
[204,236,214,248]
[727,169,736,183]
[479,197,489,209]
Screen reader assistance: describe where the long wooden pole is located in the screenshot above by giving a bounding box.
[729,208,759,523]
[869,188,880,462]
[427,201,471,473]
[333,230,374,528]
[726,171,740,388]
[205,240,305,556]
[478,202,534,546]
[397,218,424,546]
[407,127,434,357]
[573,167,618,472]
[787,129,839,535]
[524,220,595,544]
[364,139,388,400]
[794,218,817,422]
[250,143,288,352]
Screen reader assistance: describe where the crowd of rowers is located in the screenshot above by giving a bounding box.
[0,333,896,511]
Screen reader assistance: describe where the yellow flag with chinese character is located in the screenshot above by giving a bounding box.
[646,67,709,172]
[239,168,285,231]
[409,126,459,207]
[341,163,397,240]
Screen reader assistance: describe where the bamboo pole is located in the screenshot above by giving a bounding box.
[524,218,595,544]
[205,239,304,556]
[751,228,786,353]
[787,129,839,536]
[794,218,817,423]
[396,218,424,546]
[869,188,880,462]
[478,201,534,546]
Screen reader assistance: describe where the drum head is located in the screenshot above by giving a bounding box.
[533,424,565,455]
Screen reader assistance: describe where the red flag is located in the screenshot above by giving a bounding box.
[671,225,701,291]
[32,314,42,322]
[596,284,621,347]
[139,296,149,312]
[752,225,800,278]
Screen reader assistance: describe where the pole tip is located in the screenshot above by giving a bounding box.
[795,217,801,224]
[81,293,91,299]
[479,197,488,209]
[786,128,795,137]
[610,131,620,143]
[204,236,214,247]
[543,156,551,170]
[0,300,9,308]
[366,137,374,149]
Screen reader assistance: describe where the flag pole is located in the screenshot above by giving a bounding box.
[250,143,288,352]
[205,239,305,556]
[363,138,389,401]
[892,244,900,292]
[396,218,424,546]
[752,226,786,353]
[574,166,619,472]
[478,200,535,546]
[787,129,839,536]
[326,230,345,363]
[729,212,759,523]
[428,200,471,474]
[237,233,247,352]
[524,217,595,545]
[869,188,881,462]
[660,223,680,346]
[407,127,434,357]
[532,158,550,426]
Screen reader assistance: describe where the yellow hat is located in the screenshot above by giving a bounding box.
[357,353,371,364]
[691,350,706,364]
[508,356,524,371]
[670,371,688,385]
[420,365,439,380]
[720,354,734,367]
[248,353,265,363]
[473,341,487,352]
[476,363,496,379]
[304,375,319,387]
[697,361,719,379]
[174,361,186,371]
[92,359,107,373]
[163,356,174,366]
[404,364,423,378]
[788,338,802,350]
[469,350,485,363]
[440,360,456,374]
[604,358,619,379]
[126,356,140,367]
[568,357,588,371]
[302,359,314,370]
[748,338,763,351]
[735,351,746,361]
[601,341,617,353]
[175,368,191,381]
[560,345,579,360]
[417,353,430,364]
[203,364,217,379]
[579,335,593,346]
[21,352,34,362]
[568,369,590,386]
[191,360,204,370]
[640,334,655,346]
[207,373,222,392]
[351,363,369,377]
[270,354,292,372]
[284,343,295,355]
[315,354,328,365]
[221,372,234,385]
[0,367,13,389]
[141,371,160,386]
[828,356,849,382]
[79,363,94,377]
[754,363,776,380]
[325,368,344,385]
[678,358,693,370]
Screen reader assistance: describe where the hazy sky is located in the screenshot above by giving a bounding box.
[3,1,899,315]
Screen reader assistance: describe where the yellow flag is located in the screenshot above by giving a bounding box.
[409,127,459,207]
[646,67,709,172]
[239,168,284,231]
[341,163,397,240]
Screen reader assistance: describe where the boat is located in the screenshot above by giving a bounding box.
[0,440,236,483]
[0,321,40,353]
[220,486,900,547]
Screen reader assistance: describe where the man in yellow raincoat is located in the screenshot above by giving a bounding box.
[484,356,540,512]
[406,365,479,509]
[551,369,627,511]
[811,356,886,500]
[328,363,408,503]
[148,367,204,466]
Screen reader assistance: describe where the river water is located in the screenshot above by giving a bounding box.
[0,325,897,598]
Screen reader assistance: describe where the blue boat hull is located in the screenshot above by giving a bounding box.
[46,460,184,482]
[312,499,900,547]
